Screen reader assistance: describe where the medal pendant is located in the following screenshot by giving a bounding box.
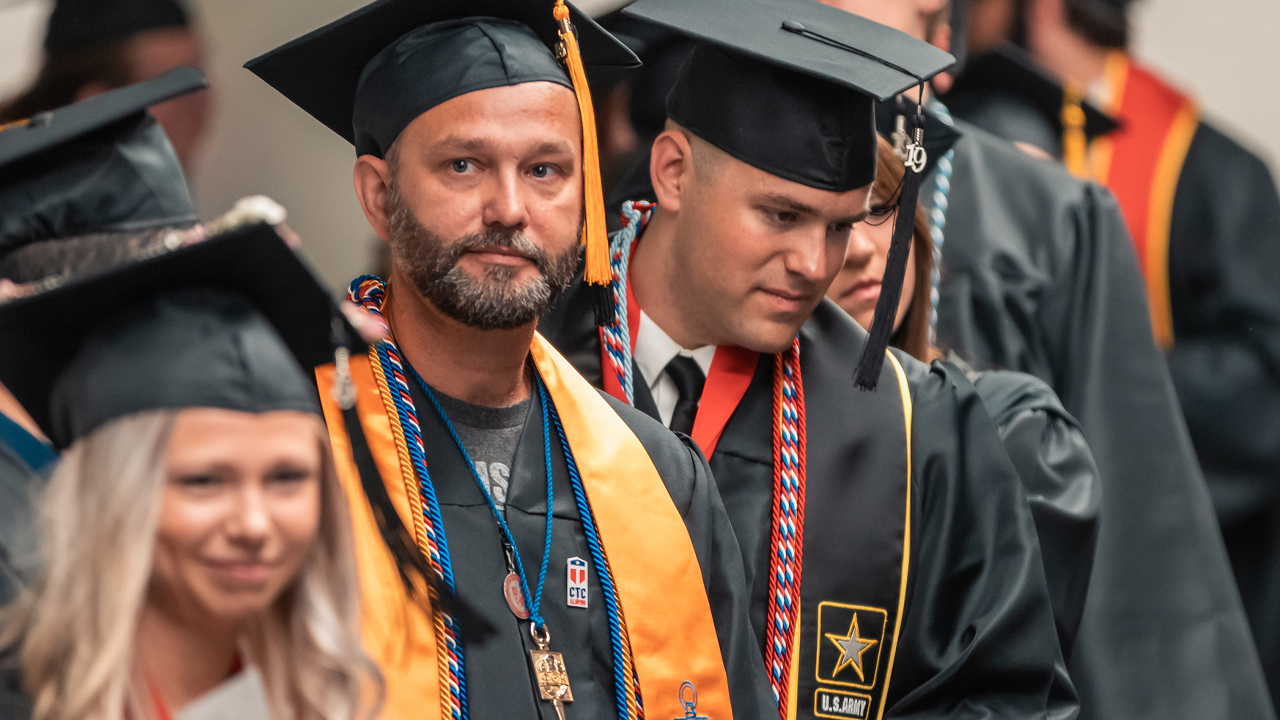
[503,572,530,620]
[530,625,572,720]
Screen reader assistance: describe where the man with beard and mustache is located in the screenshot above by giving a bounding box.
[539,1,1073,719]
[246,2,772,720]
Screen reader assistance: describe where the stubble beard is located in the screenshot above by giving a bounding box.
[384,183,582,331]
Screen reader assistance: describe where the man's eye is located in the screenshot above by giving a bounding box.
[769,210,798,224]
[830,221,854,234]
[531,164,553,179]
[450,159,472,173]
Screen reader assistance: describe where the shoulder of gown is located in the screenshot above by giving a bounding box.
[968,367,1101,660]
[872,347,1079,719]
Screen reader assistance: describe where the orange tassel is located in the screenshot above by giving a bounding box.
[554,1,614,323]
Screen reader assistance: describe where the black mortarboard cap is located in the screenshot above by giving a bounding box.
[245,0,638,159]
[625,0,953,192]
[44,0,190,51]
[0,224,362,449]
[0,67,206,257]
[943,44,1119,147]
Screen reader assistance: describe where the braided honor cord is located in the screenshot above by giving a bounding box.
[351,276,643,720]
[601,200,656,405]
[925,100,957,345]
[605,202,810,717]
[764,339,807,717]
[547,383,645,720]
[350,277,467,720]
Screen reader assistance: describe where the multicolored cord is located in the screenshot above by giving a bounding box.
[600,207,809,719]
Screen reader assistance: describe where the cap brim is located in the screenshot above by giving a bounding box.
[0,224,362,437]
[0,66,207,169]
[245,0,639,145]
[622,0,954,100]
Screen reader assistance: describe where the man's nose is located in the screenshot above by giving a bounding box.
[787,228,835,283]
[482,167,530,230]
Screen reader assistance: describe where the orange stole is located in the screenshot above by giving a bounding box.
[317,334,733,720]
[1092,53,1200,348]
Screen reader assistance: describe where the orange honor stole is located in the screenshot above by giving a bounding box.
[317,335,733,720]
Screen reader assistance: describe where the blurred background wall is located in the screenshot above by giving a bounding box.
[1,0,1276,293]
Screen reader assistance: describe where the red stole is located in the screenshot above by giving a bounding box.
[1092,53,1200,348]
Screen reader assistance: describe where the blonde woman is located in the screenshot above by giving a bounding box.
[0,226,380,720]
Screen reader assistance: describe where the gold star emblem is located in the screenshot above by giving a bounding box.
[825,613,879,682]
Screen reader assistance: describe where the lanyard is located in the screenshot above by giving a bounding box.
[411,364,556,632]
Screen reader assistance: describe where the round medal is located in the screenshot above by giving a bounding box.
[503,572,530,619]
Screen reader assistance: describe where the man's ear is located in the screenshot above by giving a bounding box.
[650,129,694,213]
[353,155,394,242]
[929,20,954,92]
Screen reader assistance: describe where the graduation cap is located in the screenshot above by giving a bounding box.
[44,0,190,51]
[0,66,206,258]
[622,0,953,389]
[943,44,1119,175]
[944,44,1119,140]
[0,223,361,449]
[246,0,639,325]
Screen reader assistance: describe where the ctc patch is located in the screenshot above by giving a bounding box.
[814,602,887,690]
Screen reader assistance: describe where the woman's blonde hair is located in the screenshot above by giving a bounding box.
[0,409,380,720]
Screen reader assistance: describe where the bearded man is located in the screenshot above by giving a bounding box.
[247,2,772,720]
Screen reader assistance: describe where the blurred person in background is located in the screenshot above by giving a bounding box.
[829,137,1101,662]
[0,227,380,720]
[0,0,210,171]
[954,1,1280,700]
[815,0,1276,717]
[0,68,207,609]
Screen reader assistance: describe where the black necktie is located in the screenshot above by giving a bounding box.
[665,355,706,436]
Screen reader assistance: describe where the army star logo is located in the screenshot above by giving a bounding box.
[825,614,879,682]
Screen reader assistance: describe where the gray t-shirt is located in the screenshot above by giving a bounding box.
[433,389,531,513]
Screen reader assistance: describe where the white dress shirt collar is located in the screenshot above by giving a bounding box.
[634,310,716,428]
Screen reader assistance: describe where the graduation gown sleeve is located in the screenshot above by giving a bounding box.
[885,355,1076,720]
[603,394,776,720]
[969,368,1101,659]
[934,122,1274,720]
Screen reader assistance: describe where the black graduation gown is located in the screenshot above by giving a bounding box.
[1164,124,1280,702]
[965,365,1101,659]
[401,374,774,720]
[924,111,1275,719]
[541,291,1074,719]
